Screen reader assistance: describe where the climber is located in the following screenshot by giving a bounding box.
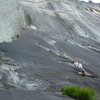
[72,60,94,77]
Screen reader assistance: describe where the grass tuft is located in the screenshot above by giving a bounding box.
[59,51,67,58]
[26,14,32,25]
[61,85,97,100]
[68,23,75,30]
[81,43,90,46]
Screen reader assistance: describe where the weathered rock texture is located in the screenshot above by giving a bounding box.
[0,0,26,43]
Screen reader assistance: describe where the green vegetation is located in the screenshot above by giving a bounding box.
[37,44,52,52]
[61,85,97,100]
[81,43,90,47]
[59,51,67,58]
[64,38,68,41]
[26,14,32,25]
[68,23,75,30]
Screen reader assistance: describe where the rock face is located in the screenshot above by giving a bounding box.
[20,0,100,42]
[0,0,26,43]
[0,0,100,100]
